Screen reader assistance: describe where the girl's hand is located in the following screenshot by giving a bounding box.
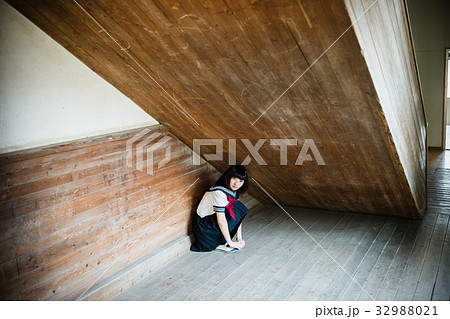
[237,239,245,248]
[228,241,243,250]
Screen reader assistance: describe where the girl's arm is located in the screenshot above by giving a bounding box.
[217,213,242,250]
[236,224,245,248]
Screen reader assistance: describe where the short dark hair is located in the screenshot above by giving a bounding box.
[214,165,249,198]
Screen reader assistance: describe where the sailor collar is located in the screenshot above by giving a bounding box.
[208,186,237,199]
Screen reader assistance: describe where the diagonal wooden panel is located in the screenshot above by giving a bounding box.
[5,0,426,218]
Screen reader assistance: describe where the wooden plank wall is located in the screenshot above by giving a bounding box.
[344,0,427,214]
[0,125,258,300]
[4,0,426,218]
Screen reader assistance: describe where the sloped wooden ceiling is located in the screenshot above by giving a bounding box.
[7,0,426,218]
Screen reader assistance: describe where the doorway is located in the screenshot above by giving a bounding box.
[444,49,450,150]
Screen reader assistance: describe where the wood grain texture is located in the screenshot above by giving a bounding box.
[0,125,260,300]
[344,0,427,215]
[3,0,425,216]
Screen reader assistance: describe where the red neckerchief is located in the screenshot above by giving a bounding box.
[226,195,237,220]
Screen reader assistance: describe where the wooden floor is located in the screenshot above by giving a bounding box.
[114,157,450,301]
[429,148,450,169]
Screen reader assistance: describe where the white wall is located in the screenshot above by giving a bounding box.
[406,0,450,147]
[447,98,450,125]
[447,60,450,125]
[0,1,158,154]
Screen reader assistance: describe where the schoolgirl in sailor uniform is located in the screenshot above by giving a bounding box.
[190,165,250,252]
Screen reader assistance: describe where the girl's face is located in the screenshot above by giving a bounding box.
[230,177,244,191]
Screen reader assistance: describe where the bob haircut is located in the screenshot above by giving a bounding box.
[214,165,249,198]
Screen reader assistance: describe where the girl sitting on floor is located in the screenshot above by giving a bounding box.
[190,165,250,252]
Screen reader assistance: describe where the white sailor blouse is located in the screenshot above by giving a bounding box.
[196,186,237,218]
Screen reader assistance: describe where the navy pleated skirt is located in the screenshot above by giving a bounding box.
[190,201,249,252]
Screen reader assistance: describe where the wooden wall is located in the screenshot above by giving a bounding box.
[344,0,427,218]
[5,0,426,218]
[0,125,258,300]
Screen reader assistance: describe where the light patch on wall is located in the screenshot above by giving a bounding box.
[0,0,158,154]
[447,59,450,98]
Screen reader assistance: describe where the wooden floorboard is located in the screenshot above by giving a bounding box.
[164,217,287,301]
[339,218,399,301]
[394,213,439,300]
[267,211,347,301]
[114,168,450,301]
[244,215,353,300]
[214,218,309,301]
[319,214,387,301]
[432,218,450,301]
[221,210,327,301]
[249,211,333,301]
[123,206,283,300]
[375,220,421,300]
[413,214,449,300]
[357,221,409,301]
[428,168,450,209]
[192,215,297,301]
[285,214,355,301]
